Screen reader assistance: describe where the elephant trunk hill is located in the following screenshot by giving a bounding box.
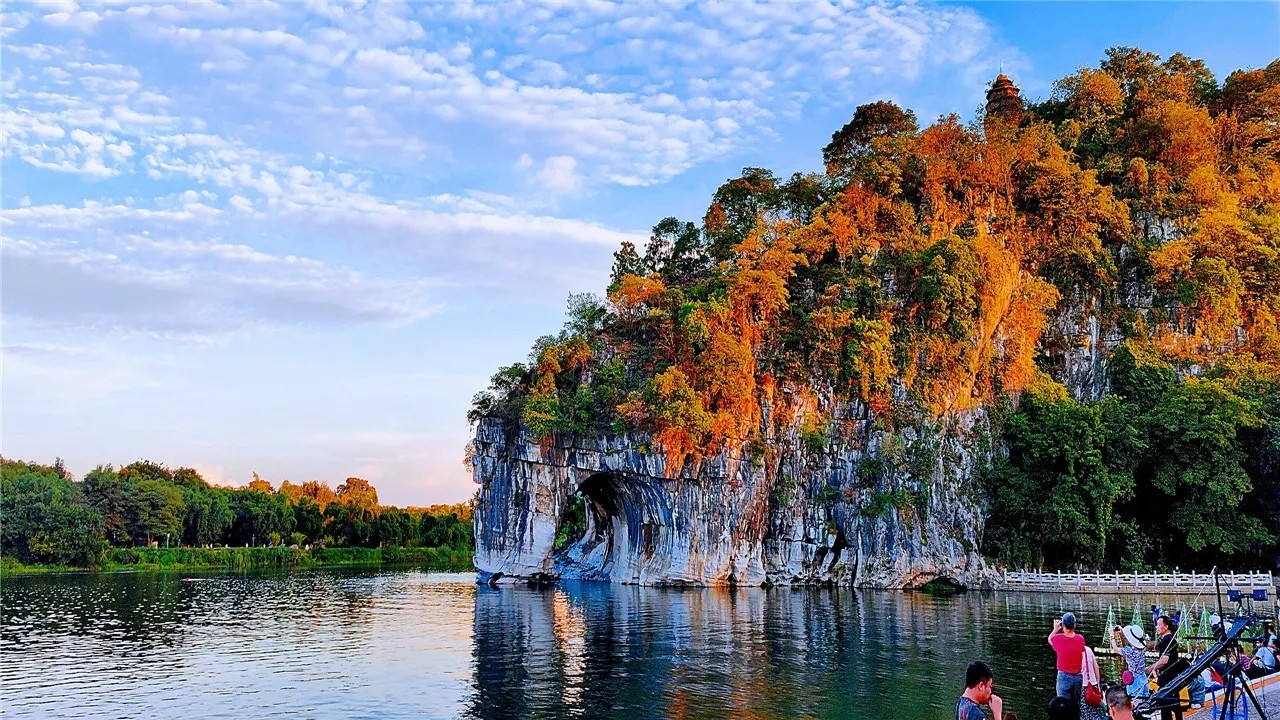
[469,49,1280,588]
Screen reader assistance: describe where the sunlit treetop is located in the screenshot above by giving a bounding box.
[472,48,1280,473]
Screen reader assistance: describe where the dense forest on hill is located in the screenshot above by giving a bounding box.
[0,457,472,569]
[471,48,1280,572]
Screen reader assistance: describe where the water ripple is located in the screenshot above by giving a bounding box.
[3,569,1220,719]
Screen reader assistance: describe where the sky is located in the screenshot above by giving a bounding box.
[2,1,1278,506]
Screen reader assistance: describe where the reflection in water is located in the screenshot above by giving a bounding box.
[3,569,1193,719]
[468,584,1173,720]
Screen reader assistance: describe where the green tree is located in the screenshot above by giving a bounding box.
[823,100,918,179]
[1142,378,1271,558]
[325,502,375,546]
[82,465,129,545]
[645,217,708,286]
[703,167,780,261]
[293,496,326,543]
[172,466,208,488]
[119,459,174,484]
[468,363,532,427]
[123,478,184,546]
[984,382,1139,569]
[424,512,473,550]
[376,507,415,547]
[0,459,105,565]
[181,486,233,547]
[1109,340,1178,411]
[229,490,293,546]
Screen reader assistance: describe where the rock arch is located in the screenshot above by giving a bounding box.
[552,471,680,584]
[470,418,996,588]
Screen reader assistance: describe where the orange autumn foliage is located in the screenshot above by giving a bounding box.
[482,49,1280,476]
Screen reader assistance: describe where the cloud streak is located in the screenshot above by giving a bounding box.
[2,234,437,339]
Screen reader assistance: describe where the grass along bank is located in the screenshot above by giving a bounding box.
[0,545,474,575]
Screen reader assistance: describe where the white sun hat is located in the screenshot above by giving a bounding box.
[1123,624,1145,649]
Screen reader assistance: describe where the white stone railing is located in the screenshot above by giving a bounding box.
[1002,570,1274,594]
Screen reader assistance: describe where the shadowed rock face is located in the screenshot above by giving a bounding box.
[470,410,1000,589]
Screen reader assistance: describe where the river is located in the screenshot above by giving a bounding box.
[1,568,1185,718]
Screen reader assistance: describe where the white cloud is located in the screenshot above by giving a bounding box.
[16,0,1011,188]
[106,140,133,160]
[69,127,105,151]
[191,465,229,487]
[1,0,1003,374]
[537,155,581,195]
[1,232,438,339]
[42,8,102,33]
[6,43,55,61]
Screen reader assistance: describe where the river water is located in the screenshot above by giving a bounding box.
[1,568,1191,719]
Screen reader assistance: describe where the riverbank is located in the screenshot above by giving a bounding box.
[0,546,474,575]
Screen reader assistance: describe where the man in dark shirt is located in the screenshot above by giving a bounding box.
[958,661,1005,720]
[1149,616,1183,720]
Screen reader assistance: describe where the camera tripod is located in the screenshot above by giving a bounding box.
[1212,651,1268,720]
[1135,615,1270,720]
[1135,570,1271,720]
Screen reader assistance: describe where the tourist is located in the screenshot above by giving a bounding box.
[1105,686,1136,720]
[1262,622,1278,651]
[1246,638,1277,679]
[1049,612,1087,704]
[1111,624,1149,701]
[1047,696,1080,720]
[958,661,1005,720]
[1213,644,1250,678]
[1149,615,1184,720]
[1079,645,1108,720]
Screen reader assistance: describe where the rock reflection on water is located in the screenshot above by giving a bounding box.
[469,583,1068,720]
[3,569,1180,719]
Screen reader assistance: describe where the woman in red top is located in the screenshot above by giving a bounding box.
[1048,612,1086,705]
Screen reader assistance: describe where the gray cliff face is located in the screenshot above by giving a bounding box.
[471,408,999,589]
[1045,292,1114,402]
[1041,239,1162,402]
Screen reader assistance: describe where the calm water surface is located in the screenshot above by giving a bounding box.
[2,568,1170,718]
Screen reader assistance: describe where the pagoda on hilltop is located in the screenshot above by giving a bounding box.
[985,72,1024,130]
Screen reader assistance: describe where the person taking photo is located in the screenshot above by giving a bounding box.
[1049,613,1087,704]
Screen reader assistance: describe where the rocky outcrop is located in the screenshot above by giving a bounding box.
[1044,293,1114,402]
[1041,237,1166,402]
[471,408,1000,589]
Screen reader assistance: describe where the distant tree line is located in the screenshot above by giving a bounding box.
[0,458,473,567]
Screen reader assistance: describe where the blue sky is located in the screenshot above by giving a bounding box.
[3,1,1278,505]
